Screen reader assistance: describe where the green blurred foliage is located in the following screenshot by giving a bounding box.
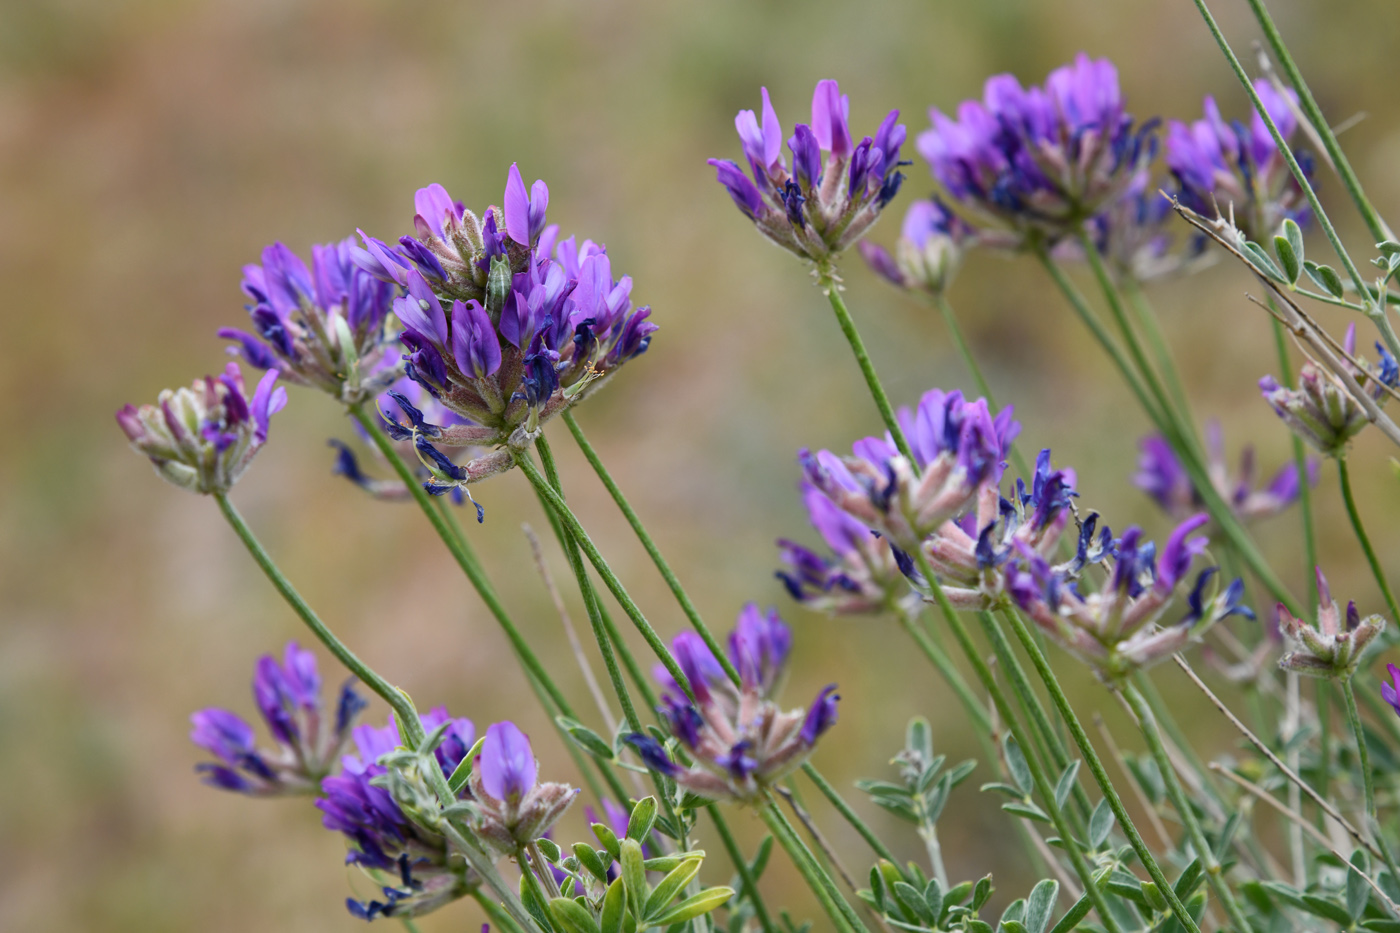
[2,0,1400,929]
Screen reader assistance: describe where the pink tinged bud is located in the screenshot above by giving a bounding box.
[479,721,537,803]
[858,241,904,286]
[116,405,144,441]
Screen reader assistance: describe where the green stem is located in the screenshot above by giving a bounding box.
[475,891,530,933]
[799,763,900,868]
[1188,0,1400,362]
[1242,0,1392,244]
[350,405,575,715]
[999,610,1205,933]
[1130,672,1226,811]
[1342,678,1378,825]
[816,263,913,461]
[1338,457,1400,623]
[515,846,558,933]
[1123,279,1197,439]
[1271,316,1320,612]
[212,490,418,727]
[708,806,777,933]
[1123,684,1251,933]
[912,553,1123,933]
[896,608,991,733]
[561,412,740,685]
[759,800,869,933]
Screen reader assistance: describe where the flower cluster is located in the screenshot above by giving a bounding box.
[1165,78,1312,240]
[351,165,656,493]
[1085,171,1211,282]
[1007,514,1253,679]
[1133,423,1316,524]
[117,363,287,494]
[859,198,973,297]
[1259,323,1400,457]
[800,388,1019,549]
[221,239,399,404]
[1277,568,1386,679]
[916,53,1157,243]
[190,642,366,795]
[627,606,838,802]
[709,79,906,263]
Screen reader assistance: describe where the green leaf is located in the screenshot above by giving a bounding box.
[893,881,933,923]
[557,717,616,761]
[548,896,602,933]
[1285,218,1305,263]
[592,822,621,860]
[1140,881,1168,913]
[1275,232,1302,285]
[599,878,625,933]
[981,782,1030,799]
[924,878,944,924]
[644,857,703,921]
[1348,849,1372,921]
[1378,241,1400,257]
[620,838,649,922]
[1000,898,1026,926]
[868,864,888,911]
[1002,801,1051,823]
[1054,761,1081,811]
[1088,798,1115,848]
[1361,921,1400,932]
[627,796,658,843]
[946,880,974,905]
[573,843,610,883]
[649,887,734,926]
[1259,881,1310,911]
[947,759,978,786]
[965,921,995,933]
[1005,737,1033,794]
[1001,922,1030,933]
[536,837,561,862]
[1305,260,1346,298]
[972,875,995,911]
[447,736,487,794]
[1047,892,1093,933]
[1244,240,1286,281]
[1026,879,1059,933]
[1172,858,1203,900]
[1299,894,1354,925]
[907,715,934,763]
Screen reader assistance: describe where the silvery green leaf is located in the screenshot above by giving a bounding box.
[626,796,658,842]
[557,716,615,760]
[1054,761,1081,811]
[1004,737,1033,795]
[1088,798,1115,848]
[1026,880,1060,933]
[648,887,734,927]
[644,857,703,921]
[1305,260,1346,297]
[1348,849,1371,921]
[1274,233,1301,284]
[548,896,602,933]
[1244,240,1286,281]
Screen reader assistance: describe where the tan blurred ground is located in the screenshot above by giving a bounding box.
[4,0,1400,929]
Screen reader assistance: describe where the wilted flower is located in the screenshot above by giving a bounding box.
[858,198,973,296]
[708,79,906,263]
[1008,514,1253,679]
[352,165,657,496]
[467,721,579,855]
[318,709,480,920]
[190,642,366,795]
[116,363,287,494]
[776,483,913,616]
[917,53,1158,243]
[801,388,1019,550]
[627,608,838,803]
[1133,423,1317,523]
[1165,78,1313,241]
[1259,323,1400,457]
[220,239,399,404]
[1277,568,1386,679]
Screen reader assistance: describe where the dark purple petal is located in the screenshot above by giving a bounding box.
[479,721,536,803]
[800,685,840,745]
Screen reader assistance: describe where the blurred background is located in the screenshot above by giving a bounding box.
[4,0,1400,929]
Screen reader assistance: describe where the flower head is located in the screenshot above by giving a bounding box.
[801,388,1019,550]
[1166,79,1313,240]
[191,645,366,796]
[220,239,399,404]
[1133,423,1317,523]
[1084,173,1212,282]
[117,363,287,494]
[633,608,838,803]
[916,54,1157,243]
[1259,324,1400,457]
[1381,664,1400,717]
[1277,568,1386,679]
[318,709,480,920]
[1008,514,1252,679]
[352,166,657,494]
[709,80,906,262]
[858,198,973,296]
[467,721,579,855]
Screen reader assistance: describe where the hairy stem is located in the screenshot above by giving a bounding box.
[708,806,777,933]
[1341,678,1378,825]
[1338,457,1400,623]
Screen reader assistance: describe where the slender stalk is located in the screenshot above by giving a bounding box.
[561,412,740,685]
[1338,458,1400,623]
[1123,279,1197,436]
[911,553,1124,933]
[815,263,913,461]
[1242,0,1393,244]
[1188,0,1400,361]
[475,891,530,933]
[708,806,778,933]
[896,608,991,733]
[1270,316,1320,610]
[759,800,870,933]
[515,845,558,933]
[213,490,418,726]
[1122,684,1251,933]
[1342,678,1378,824]
[800,763,901,868]
[998,609,1204,933]
[350,405,575,714]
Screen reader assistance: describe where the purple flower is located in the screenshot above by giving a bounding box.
[1134,425,1317,523]
[1277,567,1387,678]
[800,685,840,745]
[467,720,578,854]
[1382,664,1400,716]
[1165,79,1313,239]
[729,603,792,693]
[504,163,550,246]
[479,721,537,803]
[709,79,906,261]
[916,54,1156,243]
[191,642,365,796]
[118,364,287,494]
[859,197,974,295]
